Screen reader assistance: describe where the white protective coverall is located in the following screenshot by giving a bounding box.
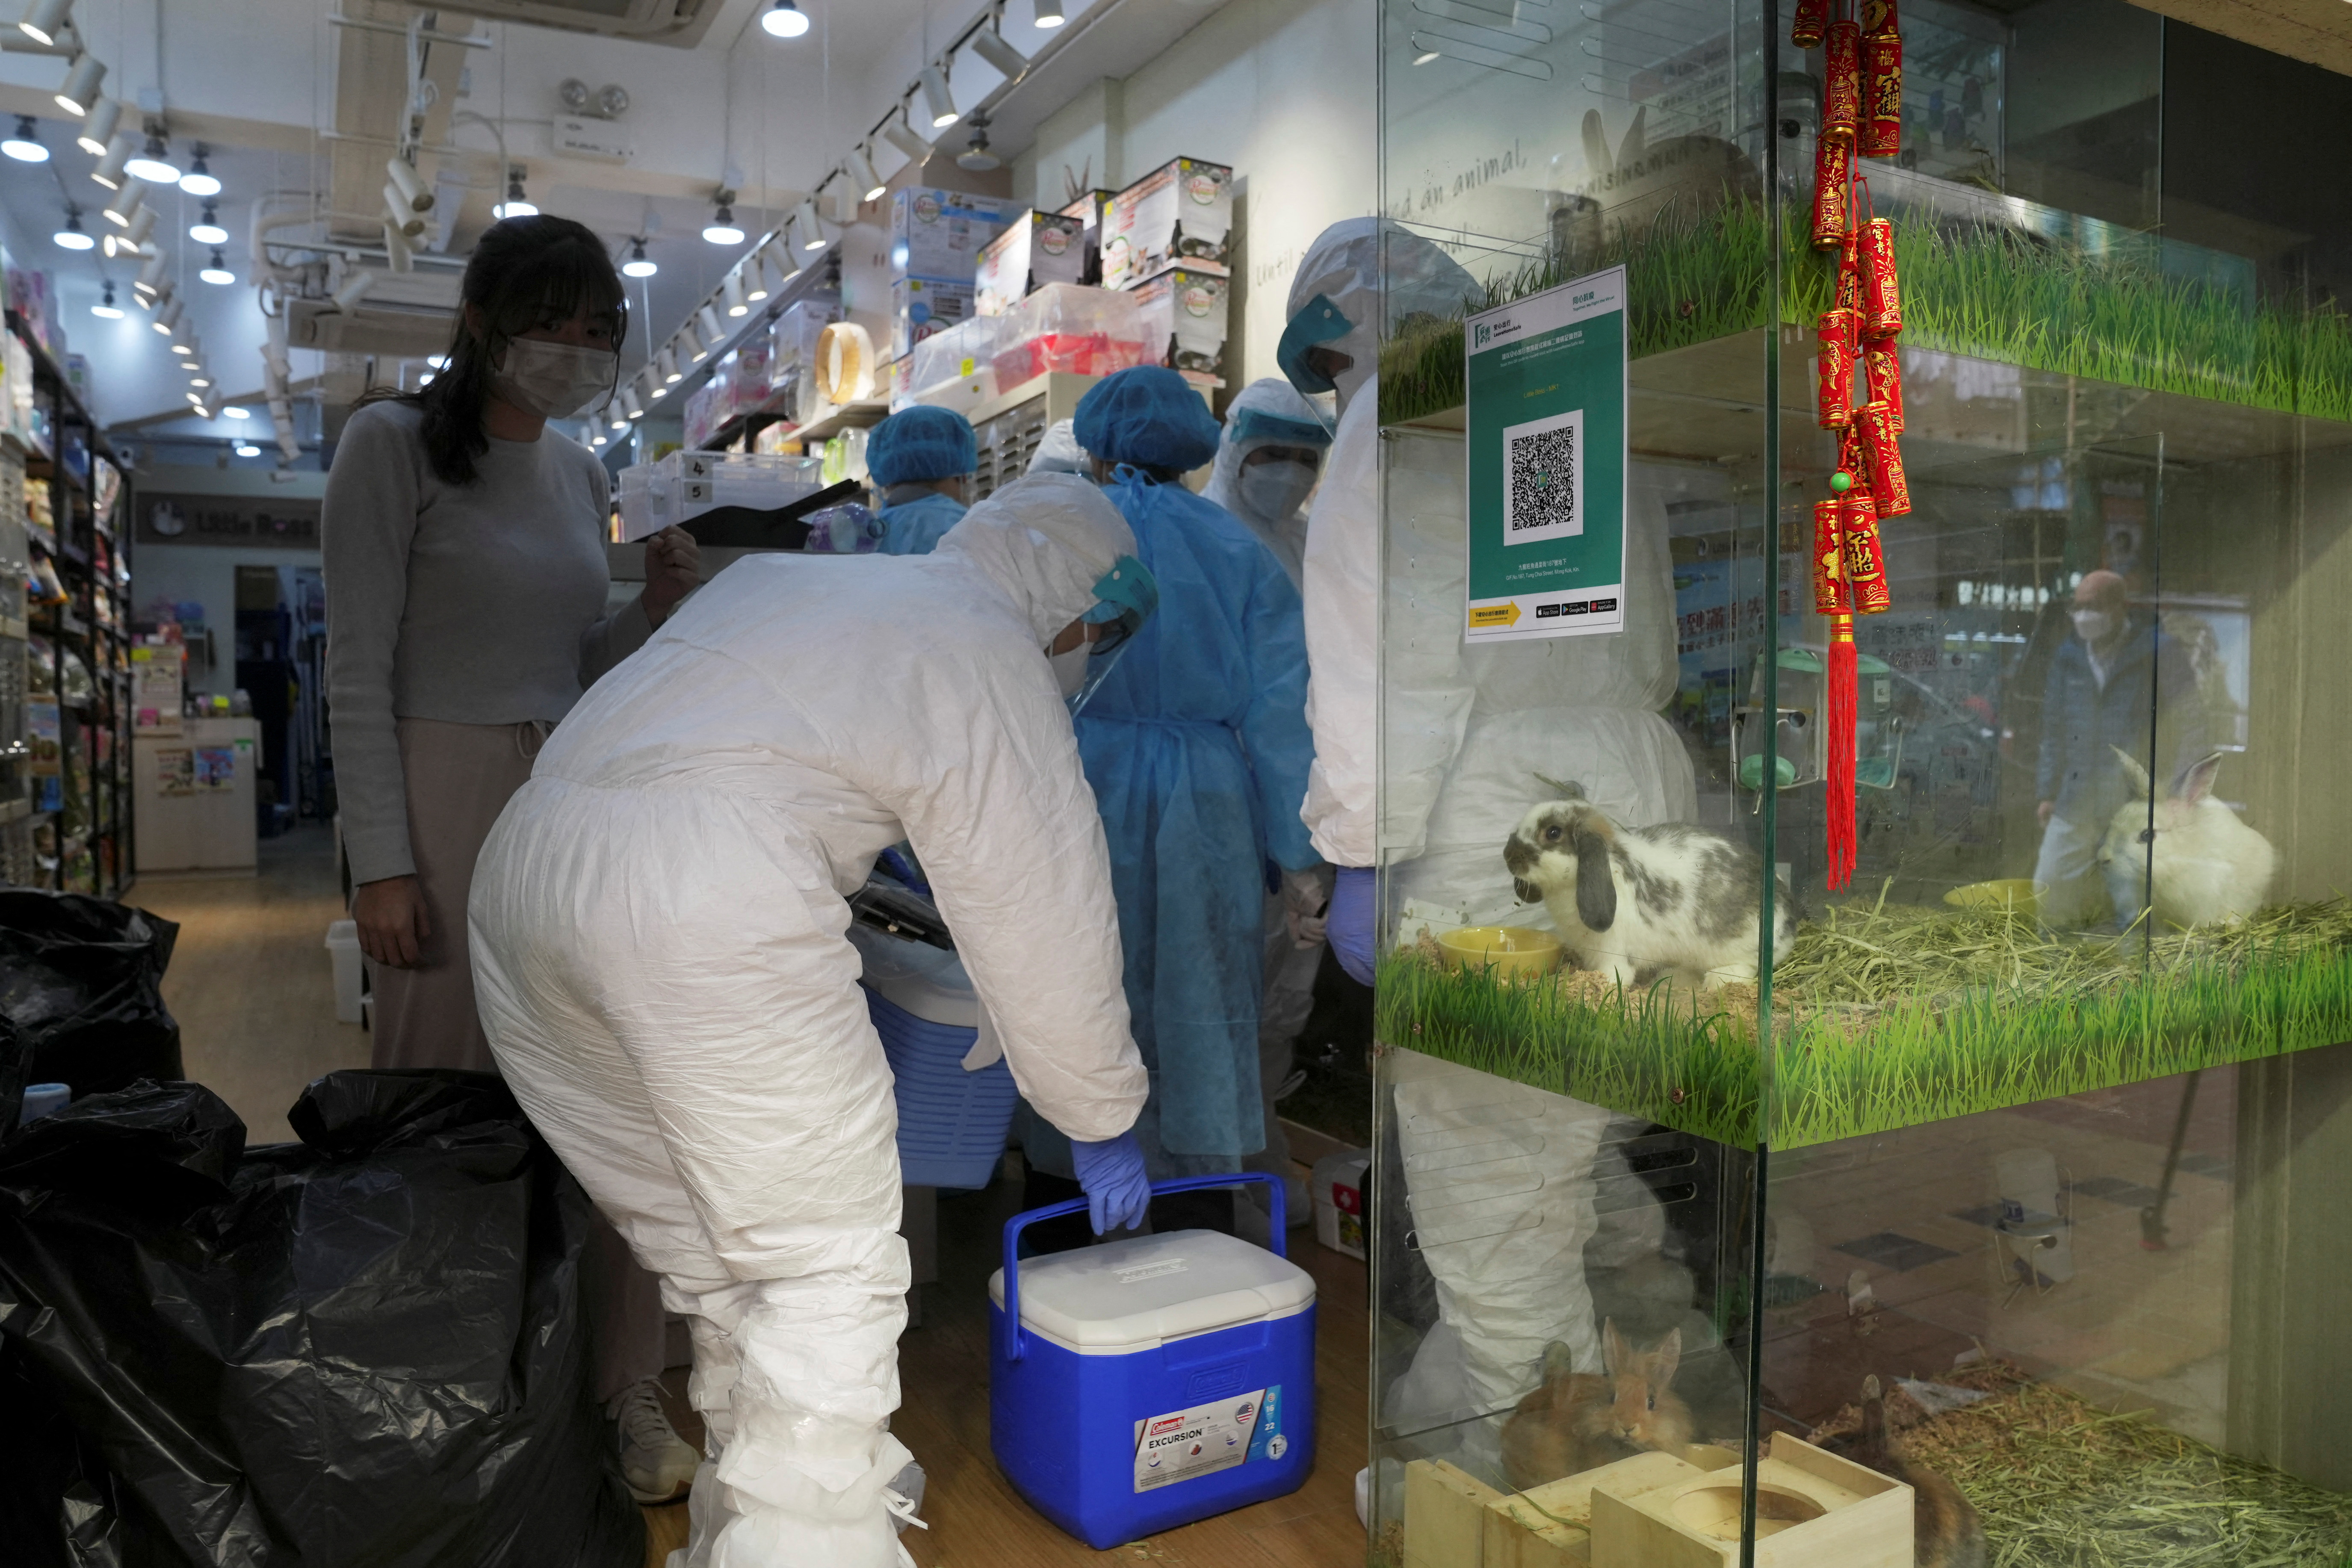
[470,473,1150,1568]
[1286,223,1690,1482]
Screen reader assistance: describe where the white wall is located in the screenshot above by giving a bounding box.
[1011,0,1376,392]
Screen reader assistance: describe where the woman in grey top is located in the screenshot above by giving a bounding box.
[322,215,702,1500]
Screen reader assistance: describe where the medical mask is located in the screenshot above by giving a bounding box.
[489,339,618,421]
[1238,459,1317,524]
[1049,644,1090,697]
[2071,609,2117,646]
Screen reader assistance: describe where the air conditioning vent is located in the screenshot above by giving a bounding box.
[422,0,721,48]
[289,298,457,359]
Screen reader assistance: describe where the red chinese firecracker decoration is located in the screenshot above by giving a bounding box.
[1817,308,1859,429]
[1861,30,1903,158]
[1859,215,1904,338]
[1861,398,1909,516]
[1837,228,1862,312]
[1842,486,1891,614]
[1862,0,1897,32]
[1823,21,1863,144]
[1812,136,1852,248]
[1793,0,1830,47]
[1863,339,1904,433]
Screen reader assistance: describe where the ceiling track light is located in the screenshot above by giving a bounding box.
[89,130,128,188]
[100,182,139,227]
[19,0,73,47]
[178,144,219,195]
[969,27,1028,78]
[384,183,427,237]
[3,114,48,163]
[695,304,725,352]
[1034,0,1065,27]
[145,281,174,315]
[123,124,176,182]
[384,221,414,274]
[134,252,165,293]
[847,144,886,204]
[153,296,181,334]
[677,324,705,366]
[759,0,809,38]
[118,203,154,247]
[657,347,681,385]
[793,200,825,251]
[621,387,644,420]
[919,63,960,129]
[762,233,802,282]
[54,51,103,118]
[331,270,375,312]
[385,155,430,213]
[823,184,860,225]
[881,112,931,165]
[621,237,656,278]
[722,270,749,318]
[743,255,771,302]
[74,92,115,154]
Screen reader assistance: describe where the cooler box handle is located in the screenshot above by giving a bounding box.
[999,1172,1285,1363]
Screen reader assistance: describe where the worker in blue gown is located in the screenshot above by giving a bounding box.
[866,405,978,555]
[1019,366,1321,1240]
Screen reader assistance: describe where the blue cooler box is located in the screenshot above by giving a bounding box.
[849,923,1018,1190]
[989,1175,1317,1547]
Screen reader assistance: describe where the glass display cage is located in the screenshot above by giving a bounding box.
[1368,1,2352,1564]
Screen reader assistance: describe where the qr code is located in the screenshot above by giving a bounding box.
[1503,409,1583,543]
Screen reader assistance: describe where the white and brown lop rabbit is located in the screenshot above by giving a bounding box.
[1504,781,1793,992]
[2099,747,2275,929]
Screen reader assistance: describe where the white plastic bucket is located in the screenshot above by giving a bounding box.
[325,919,364,1024]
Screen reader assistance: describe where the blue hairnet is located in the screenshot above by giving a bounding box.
[866,405,978,486]
[1073,367,1222,472]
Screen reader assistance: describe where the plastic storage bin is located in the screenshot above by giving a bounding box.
[990,283,1146,388]
[990,1174,1316,1548]
[905,313,1004,407]
[615,450,827,543]
[848,922,1017,1190]
[324,919,363,1025]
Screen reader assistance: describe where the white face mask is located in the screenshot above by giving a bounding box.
[1049,643,1090,697]
[489,338,618,421]
[2072,609,2117,646]
[1237,458,1318,525]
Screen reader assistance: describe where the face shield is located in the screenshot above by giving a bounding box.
[1275,293,1353,434]
[1059,553,1159,717]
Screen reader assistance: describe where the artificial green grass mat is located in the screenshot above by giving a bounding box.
[1377,898,2352,1148]
[1377,194,2352,431]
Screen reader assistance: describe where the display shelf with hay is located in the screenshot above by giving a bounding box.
[1377,899,2352,1149]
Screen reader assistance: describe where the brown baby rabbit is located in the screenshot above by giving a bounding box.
[1842,1375,1986,1568]
[1500,1320,1695,1491]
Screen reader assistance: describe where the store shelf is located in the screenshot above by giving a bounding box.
[794,399,891,443]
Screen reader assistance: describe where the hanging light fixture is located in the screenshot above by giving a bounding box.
[703,194,744,246]
[124,127,179,183]
[919,63,960,129]
[178,144,219,196]
[100,181,140,227]
[89,282,120,319]
[742,253,771,302]
[1034,0,1065,26]
[233,443,260,457]
[621,238,656,278]
[880,111,931,164]
[847,144,886,204]
[89,131,128,189]
[53,52,104,118]
[3,115,47,162]
[695,303,725,351]
[144,280,174,315]
[74,94,115,155]
[793,200,827,252]
[969,27,1028,78]
[18,0,74,47]
[759,0,809,38]
[200,249,233,285]
[50,207,91,249]
[632,369,657,410]
[134,252,165,295]
[493,168,535,219]
[621,387,644,421]
[152,296,181,334]
[189,202,227,245]
[722,270,749,317]
[762,233,801,283]
[657,347,681,385]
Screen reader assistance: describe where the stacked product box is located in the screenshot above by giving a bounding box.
[1058,190,1114,288]
[1099,159,1234,388]
[974,210,1092,318]
[887,188,1011,360]
[1131,268,1230,384]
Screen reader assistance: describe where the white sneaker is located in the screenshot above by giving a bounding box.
[610,1378,698,1504]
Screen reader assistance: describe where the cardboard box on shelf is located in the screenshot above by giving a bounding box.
[1131,266,1230,385]
[888,188,1013,282]
[890,276,978,360]
[975,210,1091,317]
[1058,189,1114,287]
[1100,158,1233,290]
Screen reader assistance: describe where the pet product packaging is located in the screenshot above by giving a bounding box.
[1130,266,1230,384]
[890,276,978,361]
[976,210,1093,316]
[1100,158,1233,290]
[888,188,1012,281]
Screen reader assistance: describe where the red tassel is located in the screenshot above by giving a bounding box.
[1826,616,1859,891]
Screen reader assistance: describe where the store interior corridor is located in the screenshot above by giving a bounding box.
[135,832,1369,1568]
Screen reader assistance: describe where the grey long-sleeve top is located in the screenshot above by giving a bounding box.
[323,399,651,884]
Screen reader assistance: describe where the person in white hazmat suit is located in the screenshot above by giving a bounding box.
[1201,377,1336,1224]
[1281,221,1691,1484]
[469,472,1158,1568]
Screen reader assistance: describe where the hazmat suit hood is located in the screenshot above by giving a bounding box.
[1202,378,1333,587]
[933,472,1137,646]
[1027,417,1091,478]
[1283,219,1480,415]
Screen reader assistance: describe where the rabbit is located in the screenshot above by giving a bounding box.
[1499,1320,1693,1492]
[2098,747,2275,929]
[1504,780,1793,992]
[1826,1375,1986,1568]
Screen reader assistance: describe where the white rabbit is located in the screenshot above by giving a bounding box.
[2099,747,2275,930]
[1503,782,1793,991]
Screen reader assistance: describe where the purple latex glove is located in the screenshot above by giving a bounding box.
[1070,1130,1151,1234]
[1328,865,1376,986]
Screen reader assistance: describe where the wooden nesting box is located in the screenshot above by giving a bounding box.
[1405,1458,1505,1568]
[1589,1434,1913,1568]
[1481,1447,1746,1568]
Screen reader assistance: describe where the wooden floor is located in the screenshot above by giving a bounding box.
[131,828,1371,1568]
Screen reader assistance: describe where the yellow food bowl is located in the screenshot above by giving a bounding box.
[1436,925,1562,979]
[1944,878,2046,918]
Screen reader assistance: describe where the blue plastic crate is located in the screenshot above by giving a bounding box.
[989,1175,1317,1547]
[860,979,1017,1190]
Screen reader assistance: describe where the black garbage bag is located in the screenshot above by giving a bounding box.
[0,889,181,1098]
[0,1069,644,1568]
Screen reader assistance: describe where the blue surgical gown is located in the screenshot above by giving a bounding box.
[878,492,968,555]
[1073,473,1318,1161]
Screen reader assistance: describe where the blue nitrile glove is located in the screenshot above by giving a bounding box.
[1329,865,1377,986]
[1070,1131,1151,1234]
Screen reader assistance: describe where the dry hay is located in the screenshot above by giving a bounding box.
[1813,1360,2352,1567]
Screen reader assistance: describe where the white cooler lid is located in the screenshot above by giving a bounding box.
[989,1230,1316,1355]
[847,922,979,1028]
